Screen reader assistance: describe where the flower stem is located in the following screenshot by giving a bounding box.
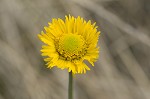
[68,72,73,99]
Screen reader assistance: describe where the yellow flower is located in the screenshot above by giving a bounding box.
[38,15,100,74]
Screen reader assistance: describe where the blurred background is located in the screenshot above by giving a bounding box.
[0,0,150,99]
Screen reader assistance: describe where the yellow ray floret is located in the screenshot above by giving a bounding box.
[38,15,100,74]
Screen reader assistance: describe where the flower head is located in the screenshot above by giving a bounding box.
[38,15,100,74]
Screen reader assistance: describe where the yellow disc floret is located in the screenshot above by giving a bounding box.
[57,34,87,61]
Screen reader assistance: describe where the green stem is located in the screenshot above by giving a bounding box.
[68,72,73,99]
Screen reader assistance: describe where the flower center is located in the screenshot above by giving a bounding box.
[57,34,87,61]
